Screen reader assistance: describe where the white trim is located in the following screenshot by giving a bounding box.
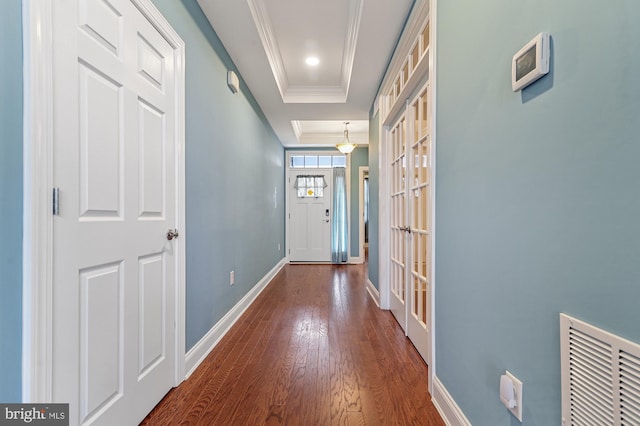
[346,155,352,263]
[291,120,302,139]
[377,117,390,310]
[382,51,430,128]
[247,0,363,103]
[185,258,287,377]
[432,377,472,426]
[358,166,369,263]
[22,0,54,403]
[340,0,363,101]
[22,0,186,401]
[366,279,380,307]
[428,0,438,395]
[376,0,430,107]
[372,97,380,117]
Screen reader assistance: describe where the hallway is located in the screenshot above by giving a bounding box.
[141,264,444,425]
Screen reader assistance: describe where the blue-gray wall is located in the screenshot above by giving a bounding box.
[367,113,380,289]
[151,0,285,351]
[349,147,369,258]
[0,0,23,403]
[435,1,640,424]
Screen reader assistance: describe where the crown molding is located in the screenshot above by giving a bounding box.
[248,0,363,104]
[284,86,347,103]
[291,120,302,139]
[340,0,363,101]
[247,0,288,97]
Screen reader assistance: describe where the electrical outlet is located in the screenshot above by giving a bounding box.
[278,243,281,251]
[230,271,234,286]
[505,371,523,422]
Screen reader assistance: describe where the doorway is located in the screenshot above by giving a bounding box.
[286,153,349,263]
[387,81,432,364]
[22,1,186,424]
[289,170,333,261]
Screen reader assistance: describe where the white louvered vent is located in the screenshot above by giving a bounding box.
[561,313,640,425]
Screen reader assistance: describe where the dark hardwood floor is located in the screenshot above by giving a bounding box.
[141,263,444,425]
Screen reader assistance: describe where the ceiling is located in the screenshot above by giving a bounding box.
[196,0,415,148]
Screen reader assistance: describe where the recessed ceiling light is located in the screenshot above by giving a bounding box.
[305,57,320,66]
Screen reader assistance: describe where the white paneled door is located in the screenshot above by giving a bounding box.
[388,82,432,364]
[51,1,182,424]
[289,170,332,262]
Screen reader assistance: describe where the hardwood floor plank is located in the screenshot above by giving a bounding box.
[142,263,445,426]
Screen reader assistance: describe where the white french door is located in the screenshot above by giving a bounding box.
[388,82,432,364]
[389,116,407,324]
[406,84,432,361]
[289,170,332,262]
[50,0,183,424]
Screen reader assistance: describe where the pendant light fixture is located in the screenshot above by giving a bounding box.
[336,121,356,154]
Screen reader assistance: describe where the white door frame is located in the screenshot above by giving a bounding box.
[285,151,351,263]
[429,0,438,391]
[358,166,369,262]
[21,0,186,402]
[374,0,435,393]
[378,126,391,310]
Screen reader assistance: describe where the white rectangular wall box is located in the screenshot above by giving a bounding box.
[227,70,239,93]
[512,32,550,91]
[501,371,523,422]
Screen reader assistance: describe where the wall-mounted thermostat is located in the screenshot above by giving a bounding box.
[512,32,550,91]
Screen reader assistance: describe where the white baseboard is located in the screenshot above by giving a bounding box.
[184,258,287,378]
[366,279,380,307]
[432,376,472,426]
[349,256,364,264]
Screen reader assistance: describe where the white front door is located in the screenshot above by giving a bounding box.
[51,1,181,424]
[388,82,432,364]
[289,170,332,262]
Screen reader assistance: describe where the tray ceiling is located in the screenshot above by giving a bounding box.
[197,0,415,147]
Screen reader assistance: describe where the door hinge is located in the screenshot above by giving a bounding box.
[52,187,60,215]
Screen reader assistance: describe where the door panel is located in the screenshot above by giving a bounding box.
[79,262,123,421]
[52,1,179,424]
[389,117,406,324]
[138,253,165,378]
[289,170,332,262]
[78,62,123,218]
[406,85,431,361]
[138,99,165,218]
[79,0,123,55]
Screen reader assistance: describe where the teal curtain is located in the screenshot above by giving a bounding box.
[331,167,348,263]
